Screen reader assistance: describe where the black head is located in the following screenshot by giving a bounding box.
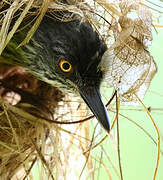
[21,16,110,132]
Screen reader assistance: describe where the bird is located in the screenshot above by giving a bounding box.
[1,13,110,133]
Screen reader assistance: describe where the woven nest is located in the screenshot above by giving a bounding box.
[0,0,160,179]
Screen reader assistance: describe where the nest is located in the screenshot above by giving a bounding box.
[0,0,160,179]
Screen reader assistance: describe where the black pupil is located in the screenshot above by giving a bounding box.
[62,62,70,70]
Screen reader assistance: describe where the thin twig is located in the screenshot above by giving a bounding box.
[135,94,160,180]
[79,124,98,179]
[116,93,123,180]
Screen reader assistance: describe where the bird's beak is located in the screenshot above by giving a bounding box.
[79,87,110,133]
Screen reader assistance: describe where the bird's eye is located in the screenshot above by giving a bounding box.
[59,60,72,73]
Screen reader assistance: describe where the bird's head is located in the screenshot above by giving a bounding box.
[3,15,110,132]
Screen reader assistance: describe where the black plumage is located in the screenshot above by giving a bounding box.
[2,14,110,132]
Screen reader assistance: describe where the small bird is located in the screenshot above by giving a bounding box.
[1,14,110,132]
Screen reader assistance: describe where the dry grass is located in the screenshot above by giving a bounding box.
[0,0,162,179]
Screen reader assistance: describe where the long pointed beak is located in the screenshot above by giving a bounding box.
[79,87,110,133]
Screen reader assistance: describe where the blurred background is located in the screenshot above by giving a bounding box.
[100,27,163,180]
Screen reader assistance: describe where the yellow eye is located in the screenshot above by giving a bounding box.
[59,60,72,73]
